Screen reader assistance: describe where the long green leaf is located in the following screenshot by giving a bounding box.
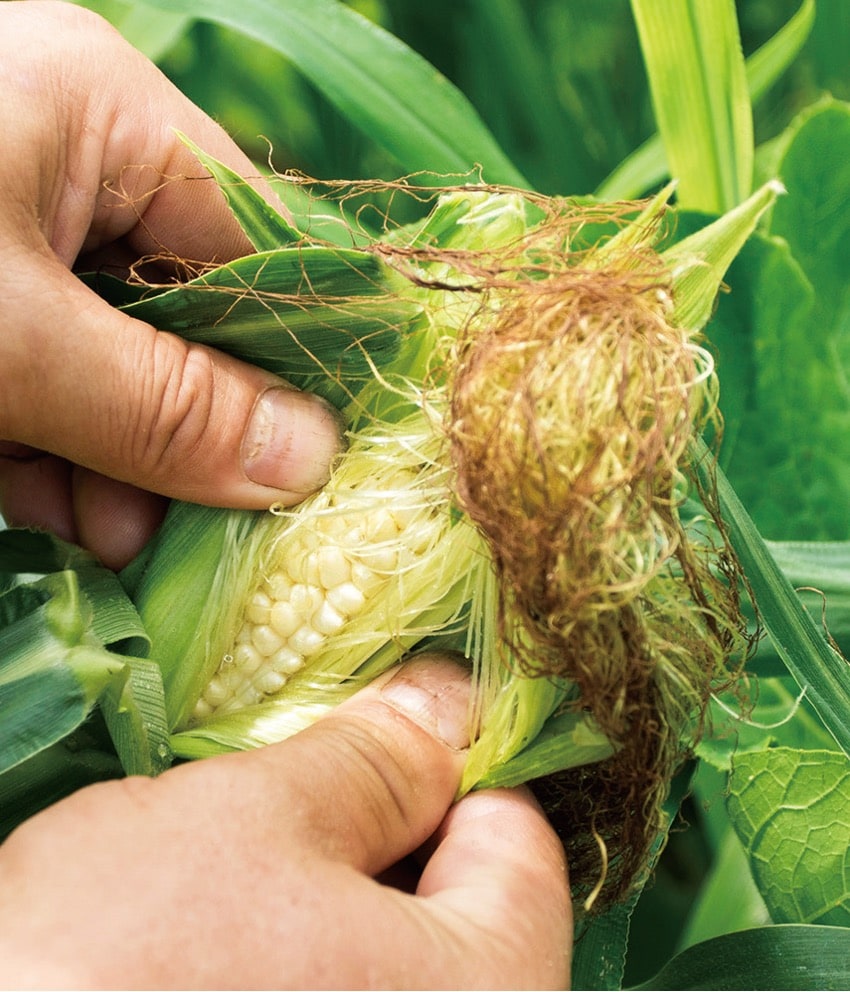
[693,440,850,756]
[634,924,850,991]
[598,0,815,200]
[0,538,168,775]
[630,0,753,212]
[135,0,527,186]
[0,742,121,842]
[0,529,148,653]
[71,1,192,61]
[0,573,127,774]
[177,133,302,251]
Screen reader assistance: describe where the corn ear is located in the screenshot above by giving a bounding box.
[110,153,782,901]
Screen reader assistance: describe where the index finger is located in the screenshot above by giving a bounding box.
[419,787,573,989]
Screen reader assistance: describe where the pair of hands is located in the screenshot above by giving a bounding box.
[0,3,572,987]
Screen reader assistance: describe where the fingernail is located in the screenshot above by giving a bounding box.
[380,654,472,750]
[242,387,343,494]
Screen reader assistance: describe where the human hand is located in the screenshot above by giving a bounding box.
[0,1,342,570]
[0,655,572,989]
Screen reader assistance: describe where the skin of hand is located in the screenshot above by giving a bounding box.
[0,655,573,990]
[0,0,343,570]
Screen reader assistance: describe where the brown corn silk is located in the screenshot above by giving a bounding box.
[367,192,749,904]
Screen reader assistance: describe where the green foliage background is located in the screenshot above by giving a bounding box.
[10,0,849,987]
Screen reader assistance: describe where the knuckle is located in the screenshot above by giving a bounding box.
[126,332,217,485]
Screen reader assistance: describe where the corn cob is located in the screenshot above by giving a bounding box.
[189,420,481,724]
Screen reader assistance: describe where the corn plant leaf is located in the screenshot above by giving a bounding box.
[598,0,815,200]
[630,0,753,212]
[634,924,850,991]
[135,0,528,186]
[128,502,256,730]
[474,709,615,791]
[69,1,192,61]
[727,748,850,925]
[0,741,122,842]
[675,827,770,949]
[698,674,837,773]
[100,656,171,775]
[0,551,169,777]
[694,440,850,756]
[744,542,850,675]
[720,99,850,540]
[770,99,850,336]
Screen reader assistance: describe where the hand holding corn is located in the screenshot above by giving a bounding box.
[0,1,341,570]
[0,655,572,989]
[0,6,573,987]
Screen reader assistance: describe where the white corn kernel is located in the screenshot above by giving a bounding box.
[234,625,253,646]
[269,600,300,639]
[245,590,272,625]
[251,624,285,657]
[204,676,228,707]
[303,550,321,586]
[326,581,366,617]
[290,583,322,616]
[359,544,398,573]
[365,507,400,543]
[258,670,287,696]
[269,646,305,675]
[289,624,325,657]
[265,570,292,601]
[193,698,214,721]
[236,684,263,708]
[390,504,418,530]
[233,642,263,676]
[312,600,346,636]
[350,561,383,595]
[317,545,350,589]
[342,524,366,549]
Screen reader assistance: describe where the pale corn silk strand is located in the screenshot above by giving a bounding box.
[171,183,750,908]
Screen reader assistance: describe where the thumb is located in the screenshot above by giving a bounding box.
[0,253,342,509]
[272,653,472,874]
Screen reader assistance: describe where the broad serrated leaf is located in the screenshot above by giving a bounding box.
[727,748,850,926]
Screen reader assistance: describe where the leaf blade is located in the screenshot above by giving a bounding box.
[135,0,527,185]
[630,0,753,211]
